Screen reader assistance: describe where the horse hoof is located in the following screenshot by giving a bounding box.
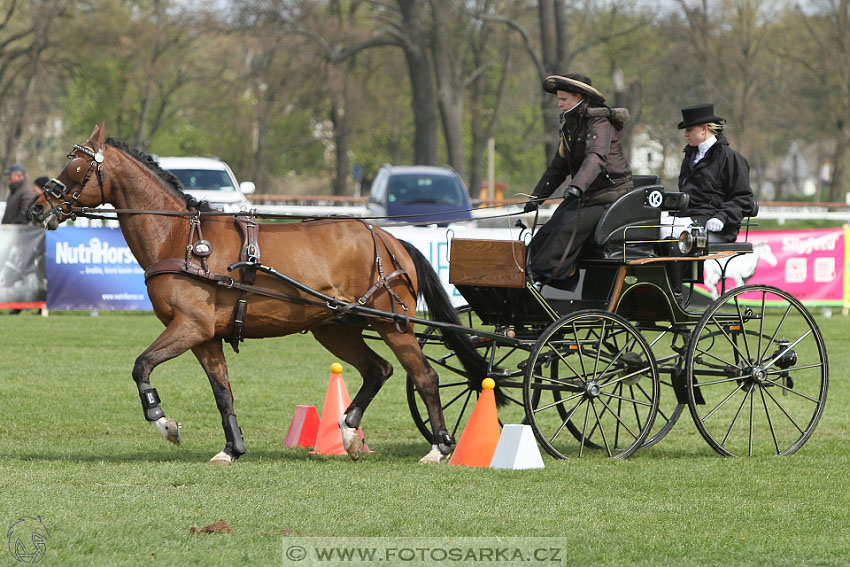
[154,417,182,445]
[338,414,363,461]
[419,445,451,464]
[209,451,233,465]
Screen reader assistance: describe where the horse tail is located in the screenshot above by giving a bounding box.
[399,240,501,401]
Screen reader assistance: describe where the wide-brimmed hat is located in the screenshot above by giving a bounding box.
[678,104,725,129]
[543,73,606,102]
[3,164,25,175]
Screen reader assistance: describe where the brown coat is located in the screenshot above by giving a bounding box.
[531,101,633,205]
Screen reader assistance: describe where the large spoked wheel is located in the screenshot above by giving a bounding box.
[406,307,528,443]
[686,285,828,457]
[523,310,659,459]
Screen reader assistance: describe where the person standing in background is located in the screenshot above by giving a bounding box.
[2,164,32,225]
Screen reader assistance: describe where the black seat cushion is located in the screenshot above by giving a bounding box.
[707,242,754,253]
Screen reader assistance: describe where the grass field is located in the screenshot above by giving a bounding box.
[1,310,849,566]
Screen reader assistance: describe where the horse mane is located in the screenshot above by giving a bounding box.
[105,138,212,212]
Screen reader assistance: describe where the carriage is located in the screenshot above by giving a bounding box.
[402,175,828,459]
[31,127,828,464]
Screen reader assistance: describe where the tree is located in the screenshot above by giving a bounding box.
[0,0,60,181]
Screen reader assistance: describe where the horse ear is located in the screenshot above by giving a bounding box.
[87,122,106,148]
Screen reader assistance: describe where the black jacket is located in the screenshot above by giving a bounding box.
[531,101,633,206]
[2,179,33,225]
[678,136,753,241]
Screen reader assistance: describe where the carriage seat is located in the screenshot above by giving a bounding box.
[706,201,759,254]
[585,181,678,260]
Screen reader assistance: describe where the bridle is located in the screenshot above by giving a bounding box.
[40,142,107,224]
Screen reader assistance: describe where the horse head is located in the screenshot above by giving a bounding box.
[30,122,109,230]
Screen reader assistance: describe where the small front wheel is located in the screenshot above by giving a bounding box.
[523,310,659,459]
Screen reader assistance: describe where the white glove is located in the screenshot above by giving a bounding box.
[706,218,724,232]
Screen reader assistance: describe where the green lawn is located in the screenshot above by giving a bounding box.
[1,310,848,566]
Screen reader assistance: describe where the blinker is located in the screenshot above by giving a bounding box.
[66,157,89,183]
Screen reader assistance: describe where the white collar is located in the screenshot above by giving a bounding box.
[695,136,717,159]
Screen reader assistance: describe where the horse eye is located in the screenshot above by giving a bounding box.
[66,157,89,183]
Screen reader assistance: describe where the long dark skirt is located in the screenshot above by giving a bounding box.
[527,200,608,283]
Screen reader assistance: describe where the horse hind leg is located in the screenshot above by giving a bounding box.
[311,324,393,461]
[372,322,454,464]
[192,339,245,465]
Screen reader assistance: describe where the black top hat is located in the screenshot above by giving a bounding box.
[543,73,606,102]
[678,104,725,129]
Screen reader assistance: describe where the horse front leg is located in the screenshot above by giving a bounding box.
[133,320,204,446]
[191,339,245,465]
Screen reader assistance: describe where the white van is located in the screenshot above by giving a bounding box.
[156,156,255,212]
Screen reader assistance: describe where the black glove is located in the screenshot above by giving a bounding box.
[566,185,583,199]
[523,198,540,213]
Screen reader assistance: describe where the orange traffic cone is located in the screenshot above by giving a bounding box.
[283,404,320,448]
[449,378,501,467]
[311,363,370,456]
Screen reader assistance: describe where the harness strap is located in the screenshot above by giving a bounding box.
[358,222,414,333]
[228,215,262,352]
[144,259,325,308]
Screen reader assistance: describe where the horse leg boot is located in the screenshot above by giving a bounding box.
[134,350,181,445]
[137,384,181,444]
[212,414,246,465]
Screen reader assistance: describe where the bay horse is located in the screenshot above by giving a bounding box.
[30,124,486,465]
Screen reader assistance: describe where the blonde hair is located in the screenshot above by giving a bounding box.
[704,122,725,136]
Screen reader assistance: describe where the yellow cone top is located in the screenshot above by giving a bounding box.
[482,378,495,390]
[330,362,344,375]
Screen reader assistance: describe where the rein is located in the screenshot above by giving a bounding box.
[69,203,526,226]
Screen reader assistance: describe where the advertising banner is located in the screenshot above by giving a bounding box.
[0,225,46,309]
[697,228,844,306]
[45,227,152,310]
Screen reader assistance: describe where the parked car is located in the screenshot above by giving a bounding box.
[367,164,473,226]
[156,156,255,212]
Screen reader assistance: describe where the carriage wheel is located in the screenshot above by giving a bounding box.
[523,310,659,459]
[406,307,528,443]
[686,285,828,457]
[638,326,687,448]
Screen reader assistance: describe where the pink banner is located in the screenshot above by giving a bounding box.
[697,228,844,305]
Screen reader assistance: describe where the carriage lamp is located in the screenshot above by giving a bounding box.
[677,225,708,255]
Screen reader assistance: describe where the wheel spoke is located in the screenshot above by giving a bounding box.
[760,386,806,435]
[720,386,751,448]
[759,386,781,455]
[591,401,613,457]
[702,382,747,422]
